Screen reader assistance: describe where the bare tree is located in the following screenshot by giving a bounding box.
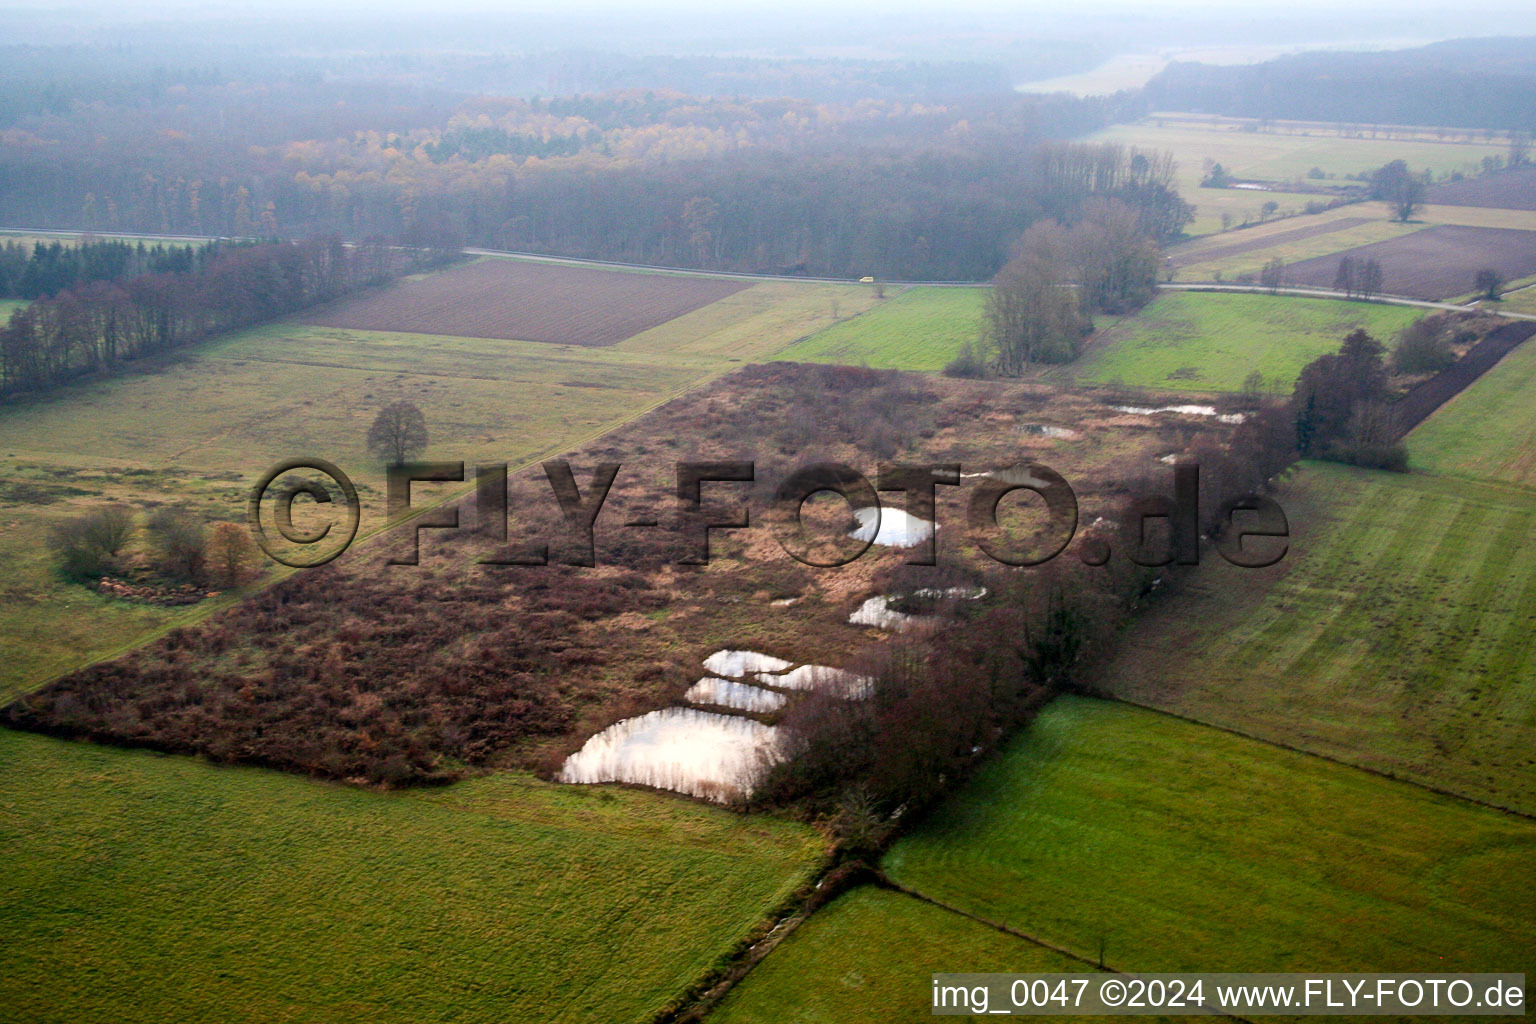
[1240,370,1266,406]
[1475,268,1506,301]
[1393,179,1426,222]
[367,400,428,466]
[206,522,259,588]
[1370,159,1427,222]
[48,504,135,578]
[1260,257,1285,294]
[1071,198,1161,313]
[1358,259,1384,300]
[984,254,1086,375]
[1510,131,1530,168]
[146,508,208,583]
[1333,256,1357,298]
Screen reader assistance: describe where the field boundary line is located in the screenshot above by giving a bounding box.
[1093,693,1536,823]
[872,876,1260,1023]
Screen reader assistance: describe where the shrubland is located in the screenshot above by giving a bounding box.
[7,362,1251,800]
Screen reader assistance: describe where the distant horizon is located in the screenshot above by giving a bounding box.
[3,2,1534,58]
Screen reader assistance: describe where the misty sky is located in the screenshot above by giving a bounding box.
[4,0,1533,63]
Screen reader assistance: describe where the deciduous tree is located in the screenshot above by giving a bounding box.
[367,400,429,466]
[1475,268,1506,300]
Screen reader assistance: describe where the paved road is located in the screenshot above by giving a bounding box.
[0,226,220,244]
[7,228,1532,320]
[1158,282,1536,321]
[463,246,988,287]
[467,248,1536,319]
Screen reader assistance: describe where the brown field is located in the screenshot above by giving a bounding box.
[1166,217,1373,268]
[3,363,1232,786]
[303,258,750,345]
[1283,225,1536,300]
[1426,165,1536,211]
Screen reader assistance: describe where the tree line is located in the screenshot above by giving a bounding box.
[0,237,436,398]
[0,240,208,300]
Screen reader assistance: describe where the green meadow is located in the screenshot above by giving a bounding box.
[772,286,985,371]
[0,728,822,1024]
[883,696,1536,972]
[1100,463,1536,813]
[720,696,1535,1018]
[711,887,1114,1024]
[1068,291,1422,392]
[1409,336,1536,488]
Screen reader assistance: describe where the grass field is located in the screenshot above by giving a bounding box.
[0,728,822,1024]
[882,696,1536,972]
[770,287,984,371]
[0,298,26,320]
[711,887,1109,1024]
[1088,121,1507,237]
[1494,285,1536,317]
[1100,463,1536,813]
[1066,291,1421,393]
[0,266,871,701]
[1409,336,1536,487]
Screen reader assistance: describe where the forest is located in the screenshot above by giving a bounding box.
[1145,38,1536,130]
[0,60,1163,278]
